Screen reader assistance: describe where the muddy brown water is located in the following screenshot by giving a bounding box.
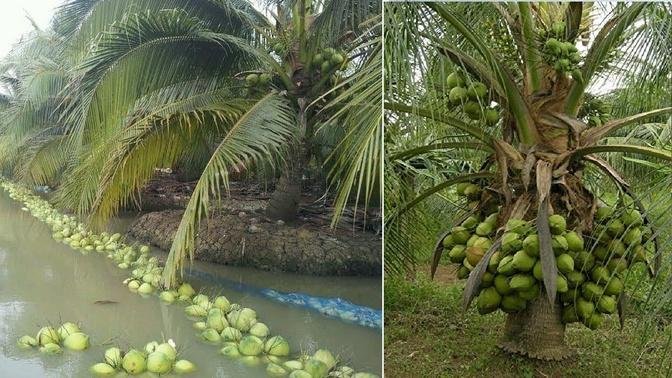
[0,192,382,377]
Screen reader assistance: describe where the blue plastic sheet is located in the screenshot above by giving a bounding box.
[187,269,382,330]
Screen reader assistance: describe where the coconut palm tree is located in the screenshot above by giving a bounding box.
[384,2,672,359]
[0,0,381,287]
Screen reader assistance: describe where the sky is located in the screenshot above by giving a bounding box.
[0,0,61,57]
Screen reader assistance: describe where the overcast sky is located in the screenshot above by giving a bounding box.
[0,1,61,57]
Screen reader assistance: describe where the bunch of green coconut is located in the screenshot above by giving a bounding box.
[90,339,196,376]
[444,185,652,330]
[579,95,612,128]
[17,322,89,354]
[245,72,273,92]
[540,21,582,81]
[445,71,500,125]
[311,47,345,75]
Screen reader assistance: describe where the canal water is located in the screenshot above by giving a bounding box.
[0,192,382,377]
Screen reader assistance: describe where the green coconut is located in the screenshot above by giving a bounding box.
[90,363,116,376]
[581,282,603,302]
[448,245,467,263]
[289,370,313,378]
[607,257,628,274]
[304,358,330,378]
[37,326,60,346]
[213,296,231,312]
[147,351,172,374]
[500,295,527,313]
[239,335,264,356]
[185,305,208,318]
[544,38,562,55]
[532,260,543,280]
[104,347,123,368]
[623,228,642,247]
[477,287,501,315]
[227,308,257,332]
[156,342,177,361]
[174,359,197,374]
[457,266,470,279]
[493,274,512,295]
[245,74,259,86]
[57,322,80,340]
[465,246,485,266]
[201,328,222,343]
[576,297,595,319]
[222,327,243,342]
[590,266,610,284]
[446,72,465,88]
[220,345,241,358]
[556,275,569,293]
[512,250,536,272]
[502,232,522,254]
[566,271,586,288]
[193,294,209,306]
[63,332,89,351]
[484,108,500,125]
[548,214,566,235]
[574,251,595,272]
[178,283,196,297]
[122,349,146,374]
[159,291,176,303]
[597,295,617,314]
[606,219,625,237]
[556,254,574,274]
[467,82,488,100]
[264,336,290,357]
[313,349,337,370]
[463,101,482,120]
[442,235,455,249]
[193,322,207,331]
[449,87,468,104]
[206,313,228,332]
[522,234,539,257]
[267,363,288,376]
[475,222,493,236]
[497,255,516,275]
[481,271,495,287]
[249,322,270,338]
[562,305,579,324]
[593,245,610,261]
[138,283,154,295]
[519,283,540,301]
[505,219,530,234]
[584,312,604,330]
[284,360,304,371]
[487,252,501,274]
[40,342,62,354]
[595,206,614,222]
[565,231,584,252]
[509,274,535,291]
[17,335,37,349]
[552,235,569,255]
[259,73,272,85]
[463,184,481,200]
[608,240,626,257]
[620,209,643,226]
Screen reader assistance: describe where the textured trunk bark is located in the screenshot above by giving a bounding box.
[266,98,309,222]
[498,294,574,360]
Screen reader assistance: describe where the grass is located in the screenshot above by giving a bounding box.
[384,273,672,378]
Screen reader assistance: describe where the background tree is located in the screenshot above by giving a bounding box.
[0,0,382,287]
[384,2,672,359]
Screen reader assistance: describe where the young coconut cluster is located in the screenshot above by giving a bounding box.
[443,184,652,330]
[174,290,373,378]
[90,339,196,376]
[17,322,89,354]
[579,95,612,127]
[311,47,346,75]
[445,71,500,125]
[245,72,273,93]
[1,179,379,377]
[540,21,582,80]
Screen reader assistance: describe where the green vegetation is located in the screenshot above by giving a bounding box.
[0,0,381,287]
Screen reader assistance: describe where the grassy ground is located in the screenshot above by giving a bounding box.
[384,271,672,378]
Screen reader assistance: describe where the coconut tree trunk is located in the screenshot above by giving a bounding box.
[498,295,574,360]
[266,98,309,222]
